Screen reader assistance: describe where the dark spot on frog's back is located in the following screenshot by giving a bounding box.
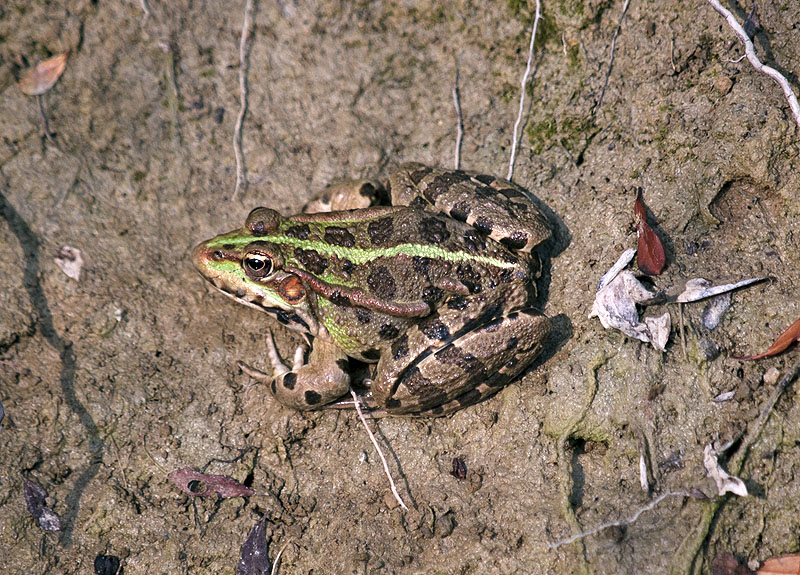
[304,390,322,405]
[323,226,355,247]
[419,217,450,244]
[294,248,328,274]
[500,231,529,251]
[421,286,444,307]
[425,172,470,202]
[367,217,394,245]
[422,317,451,341]
[473,174,495,185]
[330,291,352,307]
[447,295,468,311]
[354,308,372,324]
[474,217,494,235]
[379,323,400,340]
[367,266,397,299]
[456,263,483,294]
[285,224,311,239]
[463,229,486,252]
[392,334,409,359]
[449,201,471,222]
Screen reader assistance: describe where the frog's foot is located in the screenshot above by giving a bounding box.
[373,308,551,416]
[302,179,387,213]
[248,331,352,410]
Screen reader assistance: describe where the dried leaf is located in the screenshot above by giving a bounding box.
[54,246,84,281]
[22,477,61,531]
[451,457,467,480]
[589,270,670,351]
[167,466,255,498]
[703,445,748,497]
[734,316,800,361]
[712,552,756,575]
[597,248,636,291]
[743,1,761,41]
[17,53,69,96]
[758,554,800,575]
[676,277,766,303]
[236,517,272,575]
[712,390,736,403]
[634,188,666,275]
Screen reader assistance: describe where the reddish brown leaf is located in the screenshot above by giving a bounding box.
[167,466,255,498]
[758,554,800,575]
[17,52,69,96]
[22,477,61,531]
[734,316,800,361]
[633,188,666,275]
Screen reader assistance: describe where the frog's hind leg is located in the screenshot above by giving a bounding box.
[374,308,551,416]
[242,332,352,410]
[302,179,388,213]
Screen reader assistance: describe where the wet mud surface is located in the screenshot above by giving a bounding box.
[1,1,799,573]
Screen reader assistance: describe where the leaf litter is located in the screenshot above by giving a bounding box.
[167,466,255,498]
[17,52,69,96]
[22,476,61,532]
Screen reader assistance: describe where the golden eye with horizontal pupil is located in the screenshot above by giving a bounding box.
[242,252,273,279]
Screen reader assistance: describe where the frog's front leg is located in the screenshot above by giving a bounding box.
[302,179,387,213]
[372,308,550,415]
[244,332,351,410]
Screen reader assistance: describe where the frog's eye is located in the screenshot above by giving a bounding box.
[242,251,274,279]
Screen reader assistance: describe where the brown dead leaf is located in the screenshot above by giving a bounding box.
[758,554,800,575]
[734,316,800,361]
[634,188,666,276]
[17,52,69,96]
[167,466,255,498]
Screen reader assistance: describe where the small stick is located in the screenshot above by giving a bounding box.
[548,491,688,549]
[350,390,408,511]
[706,0,800,134]
[271,542,288,575]
[452,64,463,171]
[592,0,631,115]
[507,0,541,181]
[232,0,255,200]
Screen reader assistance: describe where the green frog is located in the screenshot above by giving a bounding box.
[193,164,552,416]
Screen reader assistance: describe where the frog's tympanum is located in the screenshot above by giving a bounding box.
[193,164,552,416]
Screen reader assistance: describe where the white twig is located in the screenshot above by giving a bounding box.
[350,390,408,511]
[271,542,288,575]
[706,0,800,134]
[507,0,541,181]
[232,0,255,200]
[139,0,151,20]
[593,0,631,115]
[452,65,463,171]
[548,491,688,549]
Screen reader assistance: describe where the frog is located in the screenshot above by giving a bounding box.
[192,163,552,416]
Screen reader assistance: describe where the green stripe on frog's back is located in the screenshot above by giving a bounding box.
[207,234,519,270]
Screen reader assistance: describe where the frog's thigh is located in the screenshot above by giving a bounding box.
[374,309,551,415]
[269,340,351,410]
[389,163,551,252]
[302,179,386,213]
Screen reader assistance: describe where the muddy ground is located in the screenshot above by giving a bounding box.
[1,1,799,573]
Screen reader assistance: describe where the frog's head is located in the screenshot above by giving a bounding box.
[193,208,317,334]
